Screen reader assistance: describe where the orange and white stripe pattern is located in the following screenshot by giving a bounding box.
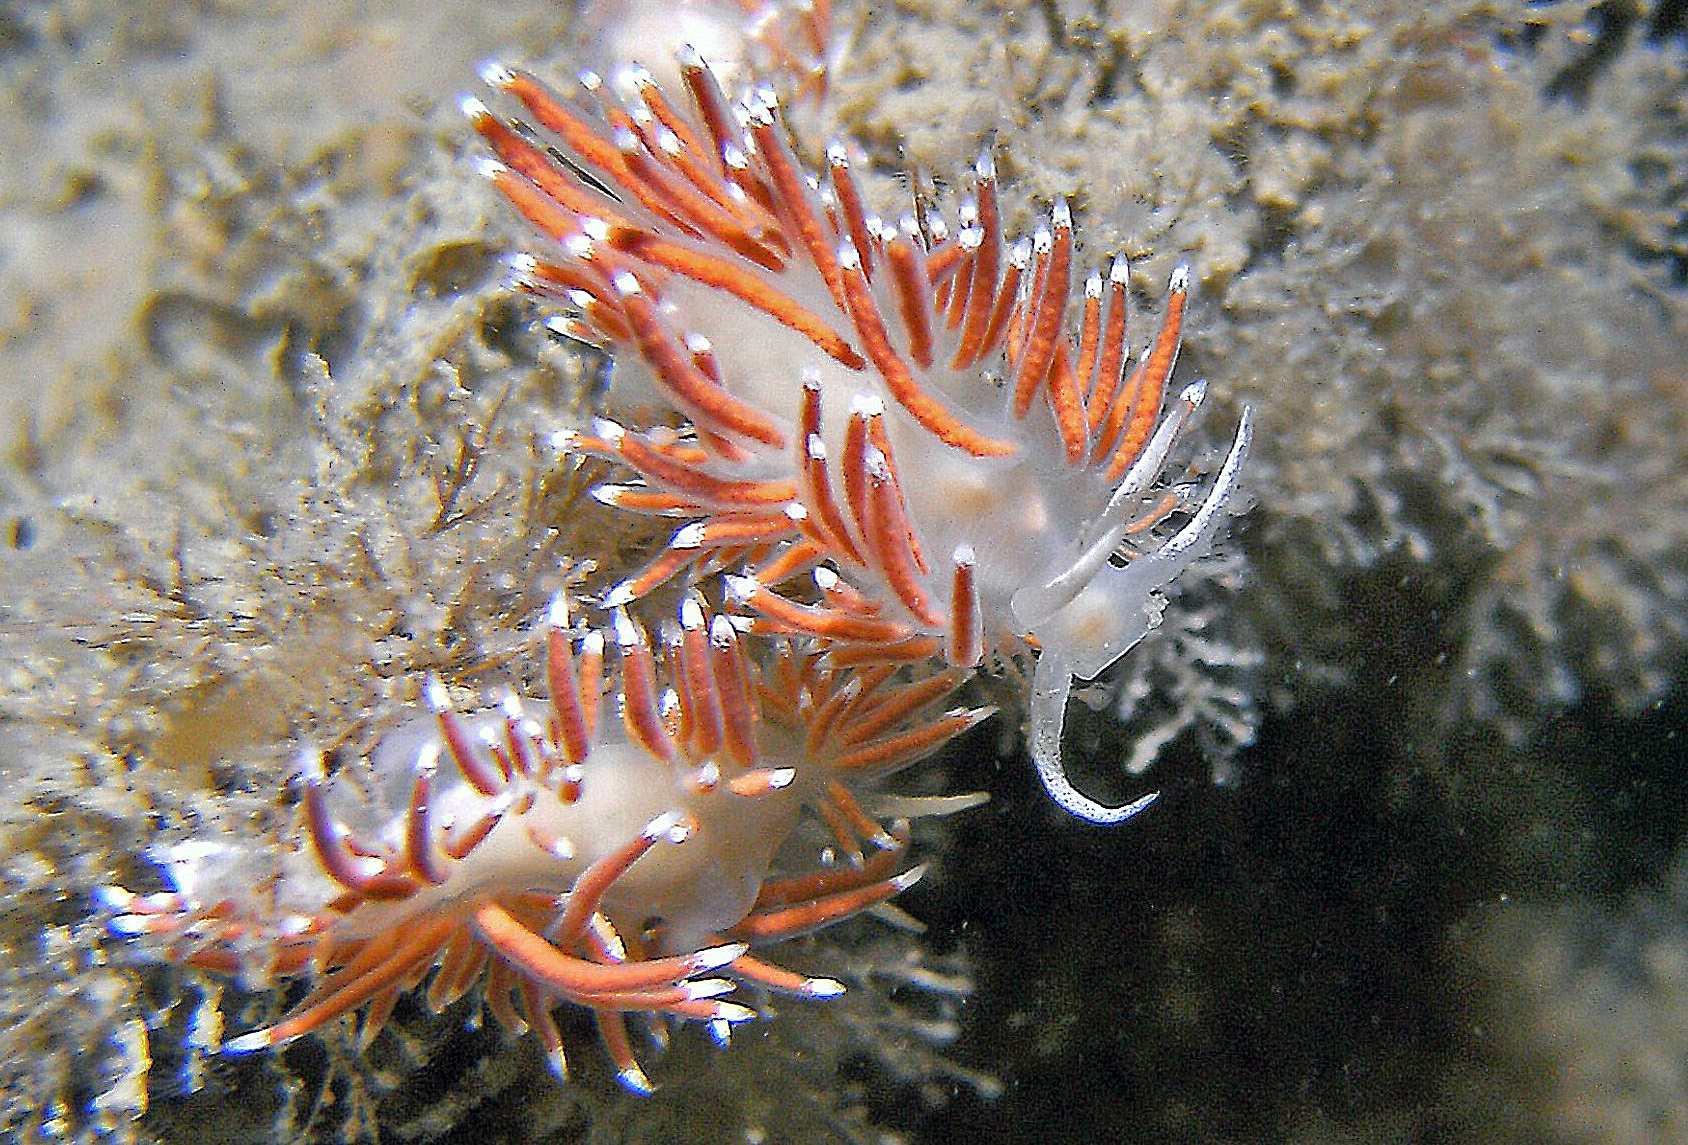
[102,597,987,1092]
[469,49,1251,822]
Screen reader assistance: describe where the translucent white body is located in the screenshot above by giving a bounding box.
[346,710,812,951]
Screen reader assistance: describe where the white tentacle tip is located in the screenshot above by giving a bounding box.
[709,1002,758,1024]
[105,914,153,938]
[891,864,929,893]
[616,1064,655,1096]
[423,675,452,714]
[844,395,884,422]
[600,581,637,609]
[544,1047,569,1081]
[611,607,643,648]
[722,574,760,605]
[683,978,737,1001]
[221,1030,274,1056]
[694,942,749,972]
[277,914,315,938]
[413,739,441,778]
[93,885,135,911]
[644,809,693,843]
[478,60,516,88]
[1231,404,1256,451]
[536,831,575,861]
[709,614,739,649]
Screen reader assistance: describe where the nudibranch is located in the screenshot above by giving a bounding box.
[466,52,1252,822]
[101,598,988,1092]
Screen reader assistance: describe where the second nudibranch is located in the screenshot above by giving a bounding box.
[102,598,987,1092]
[467,51,1251,822]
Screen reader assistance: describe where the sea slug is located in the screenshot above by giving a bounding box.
[101,597,988,1091]
[468,51,1251,822]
